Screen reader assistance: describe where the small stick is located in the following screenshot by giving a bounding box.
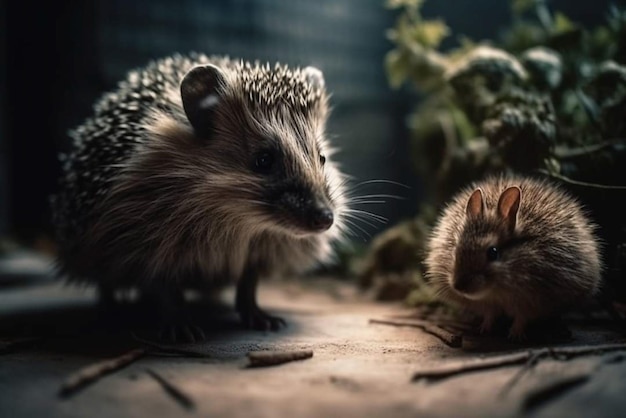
[146,368,195,411]
[246,349,313,368]
[58,348,146,398]
[412,350,542,383]
[369,318,463,348]
[130,332,211,358]
[521,373,590,413]
[412,343,626,383]
[388,313,477,333]
[547,343,626,359]
[499,350,547,396]
[537,169,626,190]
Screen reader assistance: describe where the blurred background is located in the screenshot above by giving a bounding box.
[0,0,618,285]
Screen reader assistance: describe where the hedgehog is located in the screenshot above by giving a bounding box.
[50,53,348,341]
[424,174,602,339]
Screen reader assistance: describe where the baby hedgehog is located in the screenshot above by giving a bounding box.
[424,174,602,339]
[51,53,348,339]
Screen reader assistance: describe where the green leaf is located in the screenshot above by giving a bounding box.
[385,49,410,89]
[385,0,425,11]
[511,0,536,16]
[553,12,577,34]
[415,19,450,48]
[394,15,450,49]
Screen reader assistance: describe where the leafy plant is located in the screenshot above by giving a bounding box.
[359,0,626,306]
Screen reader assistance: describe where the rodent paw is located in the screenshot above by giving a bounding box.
[479,315,496,335]
[507,320,528,342]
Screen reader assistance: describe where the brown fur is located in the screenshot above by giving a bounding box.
[53,54,348,291]
[424,173,602,338]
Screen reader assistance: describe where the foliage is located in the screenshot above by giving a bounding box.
[359,0,626,305]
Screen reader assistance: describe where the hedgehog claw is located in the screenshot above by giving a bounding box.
[156,323,206,343]
[240,306,287,331]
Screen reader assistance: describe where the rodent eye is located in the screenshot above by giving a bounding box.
[486,246,499,262]
[320,154,326,166]
[254,151,275,174]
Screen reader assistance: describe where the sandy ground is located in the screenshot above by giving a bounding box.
[1,277,626,418]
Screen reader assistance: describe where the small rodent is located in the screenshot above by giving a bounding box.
[424,174,602,339]
[50,53,348,340]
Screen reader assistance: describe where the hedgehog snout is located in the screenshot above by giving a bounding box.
[279,192,334,232]
[309,203,334,231]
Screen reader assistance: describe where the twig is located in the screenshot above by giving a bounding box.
[369,318,463,348]
[246,349,313,368]
[537,169,626,190]
[412,350,542,383]
[58,348,146,398]
[554,139,626,159]
[388,313,477,333]
[412,343,626,383]
[521,373,590,414]
[545,343,626,359]
[437,113,458,177]
[130,332,212,358]
[499,350,548,396]
[145,368,195,411]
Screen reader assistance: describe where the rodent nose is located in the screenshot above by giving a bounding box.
[453,274,473,293]
[310,207,334,231]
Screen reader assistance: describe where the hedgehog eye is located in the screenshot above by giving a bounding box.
[320,154,326,166]
[254,151,275,174]
[486,246,500,262]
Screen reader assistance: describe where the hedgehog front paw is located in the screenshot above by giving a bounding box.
[238,306,287,331]
[157,322,206,344]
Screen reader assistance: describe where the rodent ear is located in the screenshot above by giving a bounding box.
[466,188,484,219]
[302,66,325,89]
[180,64,226,138]
[498,186,521,231]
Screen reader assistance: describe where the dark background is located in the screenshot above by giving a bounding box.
[0,0,615,248]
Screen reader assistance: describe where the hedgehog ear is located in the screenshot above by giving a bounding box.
[180,64,226,138]
[466,188,484,219]
[497,186,521,232]
[302,66,325,89]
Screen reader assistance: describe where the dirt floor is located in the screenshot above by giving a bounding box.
[2,272,626,418]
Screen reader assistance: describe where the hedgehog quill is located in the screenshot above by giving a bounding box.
[51,53,349,341]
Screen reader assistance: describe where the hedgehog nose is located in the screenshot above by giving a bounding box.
[310,206,334,231]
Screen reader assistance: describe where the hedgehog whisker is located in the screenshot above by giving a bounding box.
[343,209,388,224]
[351,179,411,189]
[336,223,359,239]
[341,218,372,240]
[342,213,381,230]
[349,200,387,205]
[348,194,407,201]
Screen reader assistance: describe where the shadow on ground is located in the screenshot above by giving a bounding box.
[2,278,626,418]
